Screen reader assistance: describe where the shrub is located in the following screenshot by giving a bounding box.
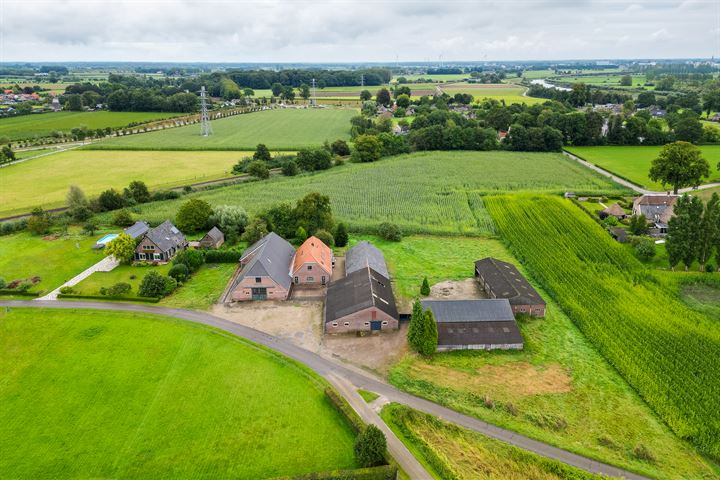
[204,249,242,263]
[314,229,334,247]
[97,188,125,211]
[705,264,715,273]
[378,222,402,241]
[281,159,299,176]
[635,239,657,261]
[176,198,213,232]
[168,263,190,282]
[241,217,269,244]
[27,207,51,235]
[16,281,32,292]
[351,135,382,163]
[295,226,308,242]
[420,277,430,296]
[106,282,131,296]
[628,214,650,235]
[138,271,176,298]
[633,444,656,463]
[82,221,98,236]
[0,218,27,236]
[247,160,270,179]
[0,278,5,289]
[354,425,387,468]
[334,223,348,247]
[253,143,272,162]
[172,249,204,273]
[296,147,333,171]
[59,286,74,294]
[113,209,134,227]
[331,139,351,156]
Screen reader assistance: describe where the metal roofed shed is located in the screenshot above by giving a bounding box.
[474,257,546,317]
[123,221,150,239]
[345,241,390,278]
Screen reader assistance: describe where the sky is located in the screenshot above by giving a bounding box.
[0,0,718,63]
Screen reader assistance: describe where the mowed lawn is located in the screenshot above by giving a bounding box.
[0,111,184,140]
[97,151,627,236]
[0,150,254,217]
[0,308,357,479]
[566,145,720,190]
[0,228,106,295]
[90,107,357,151]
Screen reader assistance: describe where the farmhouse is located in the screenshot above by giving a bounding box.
[601,203,627,220]
[633,194,679,235]
[474,257,546,317]
[291,236,334,286]
[124,221,150,239]
[345,240,390,278]
[134,220,188,262]
[199,226,224,249]
[227,232,295,301]
[325,267,398,334]
[421,299,523,351]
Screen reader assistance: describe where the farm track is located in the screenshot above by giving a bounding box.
[0,299,650,480]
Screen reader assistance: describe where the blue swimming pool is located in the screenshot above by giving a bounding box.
[96,233,119,246]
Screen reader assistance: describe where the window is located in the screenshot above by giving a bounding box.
[145,245,154,250]
[255,277,261,283]
[307,265,313,271]
[138,253,146,260]
[294,276,299,284]
[307,277,314,282]
[153,253,161,260]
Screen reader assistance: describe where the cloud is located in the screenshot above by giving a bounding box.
[0,0,715,62]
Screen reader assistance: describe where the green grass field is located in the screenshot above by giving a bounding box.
[565,145,720,190]
[393,74,469,82]
[0,150,259,217]
[95,151,627,236]
[485,194,720,461]
[73,263,172,297]
[549,74,649,89]
[159,263,237,310]
[0,111,185,140]
[0,228,107,294]
[0,308,357,478]
[90,108,356,151]
[382,404,604,480]
[384,234,715,479]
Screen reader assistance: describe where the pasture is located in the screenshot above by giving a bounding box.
[484,194,720,461]
[0,111,184,140]
[0,150,256,217]
[548,74,649,89]
[565,145,720,190]
[90,107,356,151]
[0,308,357,478]
[440,83,546,105]
[97,151,627,236]
[384,235,714,479]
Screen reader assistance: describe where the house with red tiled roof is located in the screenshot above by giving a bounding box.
[291,236,334,286]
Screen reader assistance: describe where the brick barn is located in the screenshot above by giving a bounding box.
[291,236,334,287]
[474,257,546,317]
[422,299,523,351]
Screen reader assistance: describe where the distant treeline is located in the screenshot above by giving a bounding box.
[225,68,392,90]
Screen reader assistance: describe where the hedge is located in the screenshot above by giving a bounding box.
[204,249,242,263]
[272,465,397,480]
[57,293,160,303]
[0,289,40,297]
[324,387,365,434]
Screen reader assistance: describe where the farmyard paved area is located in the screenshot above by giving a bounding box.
[2,300,649,480]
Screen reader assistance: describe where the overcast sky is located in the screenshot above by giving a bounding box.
[1,0,718,63]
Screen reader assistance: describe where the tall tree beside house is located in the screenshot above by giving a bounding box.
[241,217,269,244]
[420,277,430,296]
[334,222,348,247]
[210,205,248,243]
[419,309,438,356]
[649,141,709,194]
[354,425,387,468]
[176,198,213,232]
[698,193,720,271]
[628,214,650,236]
[375,88,391,107]
[106,233,136,264]
[407,300,425,354]
[294,192,334,234]
[666,195,703,271]
[66,185,91,221]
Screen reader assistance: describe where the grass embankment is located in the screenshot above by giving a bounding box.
[484,194,720,463]
[0,150,257,218]
[89,107,357,151]
[0,308,357,478]
[94,151,627,237]
[0,228,106,295]
[384,234,714,479]
[0,111,184,140]
[382,404,604,480]
[565,145,720,190]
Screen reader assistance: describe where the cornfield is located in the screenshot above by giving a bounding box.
[484,194,720,460]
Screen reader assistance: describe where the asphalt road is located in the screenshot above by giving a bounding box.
[0,300,649,480]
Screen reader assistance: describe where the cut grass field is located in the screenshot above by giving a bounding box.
[159,263,237,310]
[73,263,172,297]
[0,228,106,295]
[95,151,627,236]
[384,234,715,479]
[0,308,357,478]
[0,150,258,217]
[0,111,184,140]
[89,107,357,151]
[382,404,603,480]
[565,145,720,190]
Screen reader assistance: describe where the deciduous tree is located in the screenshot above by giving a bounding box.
[176,198,213,232]
[649,142,709,194]
[106,233,136,264]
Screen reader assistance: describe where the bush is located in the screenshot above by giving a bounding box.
[0,218,27,236]
[97,188,125,211]
[176,198,213,232]
[204,249,242,263]
[354,425,387,468]
[633,444,656,463]
[420,277,430,296]
[27,207,51,235]
[138,271,176,298]
[334,223,348,247]
[635,239,657,261]
[296,147,333,171]
[168,263,190,282]
[106,282,131,296]
[113,209,134,227]
[295,226,308,242]
[59,286,74,294]
[247,160,270,179]
[281,159,299,176]
[351,135,382,163]
[331,139,351,156]
[172,249,204,273]
[377,222,402,241]
[314,229,334,247]
[241,217,269,244]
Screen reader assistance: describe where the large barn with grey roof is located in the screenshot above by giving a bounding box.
[474,258,545,317]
